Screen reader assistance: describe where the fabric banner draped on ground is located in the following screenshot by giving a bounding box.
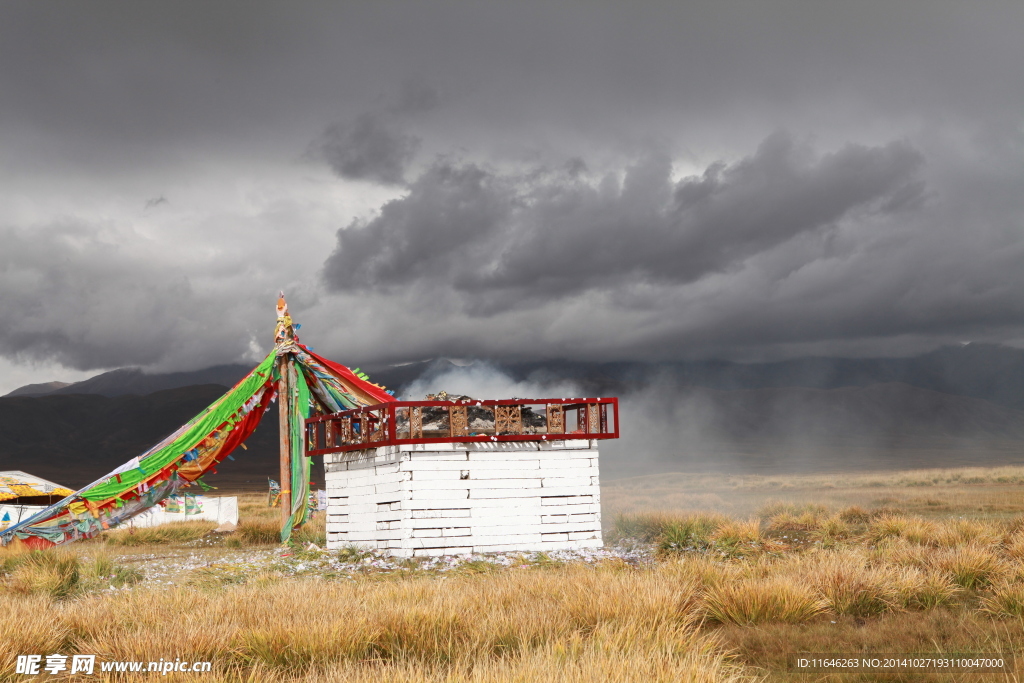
[0,296,395,548]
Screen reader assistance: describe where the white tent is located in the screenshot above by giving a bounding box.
[0,471,76,531]
[0,471,237,532]
[0,470,74,502]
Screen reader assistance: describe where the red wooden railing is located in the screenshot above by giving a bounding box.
[305,398,618,456]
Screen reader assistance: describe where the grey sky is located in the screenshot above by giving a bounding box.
[1,1,1023,392]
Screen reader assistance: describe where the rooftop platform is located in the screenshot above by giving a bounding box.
[306,397,619,455]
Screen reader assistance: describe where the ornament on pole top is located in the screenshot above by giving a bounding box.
[274,291,298,352]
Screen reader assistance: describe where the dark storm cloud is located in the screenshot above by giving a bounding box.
[315,124,1024,364]
[1,1,1024,380]
[315,114,420,185]
[323,133,924,308]
[310,80,442,185]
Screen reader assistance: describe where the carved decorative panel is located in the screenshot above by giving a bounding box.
[495,405,522,435]
[450,405,468,437]
[410,407,423,439]
[546,404,564,434]
[587,404,600,433]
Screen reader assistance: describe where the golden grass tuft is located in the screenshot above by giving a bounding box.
[237,520,282,545]
[804,553,901,617]
[838,505,872,524]
[895,568,960,609]
[1004,533,1024,562]
[657,513,729,553]
[810,515,851,545]
[898,517,939,545]
[4,552,81,599]
[0,550,142,599]
[710,518,762,551]
[766,511,825,533]
[868,513,913,543]
[659,554,741,590]
[980,584,1024,618]
[869,538,932,568]
[933,518,1002,547]
[290,512,327,547]
[932,544,1008,589]
[703,576,827,625]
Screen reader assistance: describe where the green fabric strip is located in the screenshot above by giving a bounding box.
[81,351,277,501]
[282,361,312,542]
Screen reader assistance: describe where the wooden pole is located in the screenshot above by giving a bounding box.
[278,355,292,534]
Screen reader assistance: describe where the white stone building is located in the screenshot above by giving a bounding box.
[323,439,602,556]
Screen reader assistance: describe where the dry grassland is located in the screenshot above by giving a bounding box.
[2,467,1024,681]
[603,464,1024,522]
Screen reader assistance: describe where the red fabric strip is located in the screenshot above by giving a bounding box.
[302,347,396,405]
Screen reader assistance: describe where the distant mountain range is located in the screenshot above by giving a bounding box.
[5,381,72,397]
[0,385,287,490]
[4,364,254,398]
[3,344,1023,484]
[8,343,1024,410]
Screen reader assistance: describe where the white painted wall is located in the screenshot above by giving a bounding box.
[324,440,602,557]
[125,495,239,529]
[0,505,46,530]
[0,495,239,532]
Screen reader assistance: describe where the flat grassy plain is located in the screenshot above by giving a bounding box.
[603,464,1024,522]
[605,465,1024,682]
[4,466,1024,681]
